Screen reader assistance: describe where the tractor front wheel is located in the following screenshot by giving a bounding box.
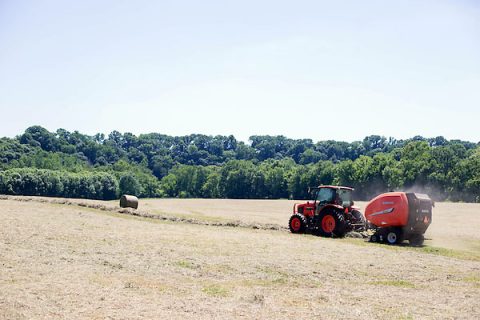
[317,210,346,238]
[289,214,306,234]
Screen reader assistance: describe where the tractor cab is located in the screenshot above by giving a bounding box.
[290,185,364,237]
[312,186,354,210]
[294,185,355,218]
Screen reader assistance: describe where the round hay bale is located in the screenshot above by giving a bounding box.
[120,195,139,209]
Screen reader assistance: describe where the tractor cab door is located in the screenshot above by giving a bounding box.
[315,188,336,214]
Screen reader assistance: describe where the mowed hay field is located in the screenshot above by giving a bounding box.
[1,197,479,319]
[139,199,480,254]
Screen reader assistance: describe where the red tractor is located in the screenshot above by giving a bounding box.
[289,185,365,237]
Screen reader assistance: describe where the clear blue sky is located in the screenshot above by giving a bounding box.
[0,0,479,143]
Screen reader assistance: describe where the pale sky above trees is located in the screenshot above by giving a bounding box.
[0,0,479,142]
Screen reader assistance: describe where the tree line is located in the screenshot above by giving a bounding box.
[0,126,479,202]
[0,168,118,200]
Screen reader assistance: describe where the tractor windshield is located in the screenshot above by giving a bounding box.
[337,189,353,207]
[316,188,335,205]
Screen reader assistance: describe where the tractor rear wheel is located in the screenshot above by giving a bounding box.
[386,228,403,245]
[351,209,366,232]
[289,214,306,234]
[317,210,346,238]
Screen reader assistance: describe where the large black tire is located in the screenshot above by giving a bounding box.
[317,209,346,238]
[289,214,307,234]
[409,234,425,247]
[351,209,366,232]
[386,228,404,245]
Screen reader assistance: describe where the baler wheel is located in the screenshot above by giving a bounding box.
[409,234,425,246]
[317,210,346,237]
[386,228,403,245]
[289,214,306,234]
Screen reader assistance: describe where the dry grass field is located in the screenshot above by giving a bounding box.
[140,199,480,255]
[1,196,479,319]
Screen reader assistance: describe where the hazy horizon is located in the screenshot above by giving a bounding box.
[3,124,479,145]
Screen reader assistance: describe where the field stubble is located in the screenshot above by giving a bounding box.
[0,196,479,319]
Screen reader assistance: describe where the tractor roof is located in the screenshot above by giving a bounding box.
[317,185,354,191]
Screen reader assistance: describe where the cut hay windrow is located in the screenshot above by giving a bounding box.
[0,195,284,231]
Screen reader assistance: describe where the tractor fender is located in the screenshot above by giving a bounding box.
[318,204,344,215]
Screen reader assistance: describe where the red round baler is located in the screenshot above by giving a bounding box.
[364,192,433,246]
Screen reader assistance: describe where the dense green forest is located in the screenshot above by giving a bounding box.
[0,126,479,202]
